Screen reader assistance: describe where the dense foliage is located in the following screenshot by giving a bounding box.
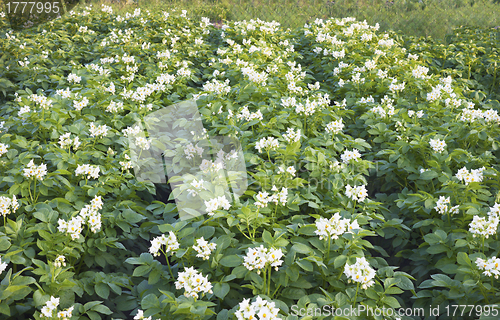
[1,3,500,320]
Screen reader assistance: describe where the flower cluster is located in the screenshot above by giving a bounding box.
[235,106,264,122]
[255,137,279,153]
[73,97,89,111]
[344,257,376,289]
[59,133,81,150]
[75,164,100,179]
[315,213,360,240]
[135,137,151,151]
[68,73,81,83]
[184,143,204,160]
[455,167,485,185]
[29,93,53,109]
[0,143,8,157]
[119,154,132,171]
[0,195,19,217]
[187,178,207,196]
[175,267,213,298]
[408,110,424,118]
[340,149,362,163]
[243,245,284,273]
[58,196,104,239]
[326,119,344,134]
[89,122,109,138]
[202,78,231,95]
[106,100,124,113]
[476,256,500,279]
[134,310,152,320]
[235,297,280,320]
[58,84,76,98]
[204,195,231,216]
[192,237,217,260]
[429,138,446,153]
[149,231,180,257]
[345,184,368,202]
[255,186,288,208]
[469,215,499,239]
[0,255,7,275]
[53,255,66,268]
[40,296,74,320]
[412,65,429,79]
[434,196,459,215]
[282,127,301,143]
[23,160,48,180]
[277,166,296,176]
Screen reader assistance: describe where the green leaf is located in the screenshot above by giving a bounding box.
[292,243,311,254]
[122,209,145,224]
[281,287,307,300]
[95,283,109,299]
[148,268,161,284]
[84,301,103,312]
[457,252,471,266]
[296,259,313,272]
[0,237,11,251]
[427,244,449,254]
[92,304,113,315]
[334,255,347,268]
[381,296,400,308]
[133,265,151,277]
[262,230,273,244]
[141,293,159,309]
[421,170,438,180]
[213,283,230,299]
[219,255,241,267]
[87,311,101,320]
[217,309,229,320]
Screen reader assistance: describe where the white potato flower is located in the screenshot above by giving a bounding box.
[434,196,459,215]
[23,160,47,180]
[345,184,368,202]
[0,255,7,275]
[53,255,66,268]
[344,257,376,289]
[455,166,485,185]
[0,195,19,218]
[476,256,500,279]
[89,122,108,138]
[235,297,280,320]
[243,245,284,273]
[149,231,179,257]
[340,149,362,163]
[75,164,100,180]
[192,237,217,260]
[175,267,212,298]
[0,143,8,157]
[204,195,231,216]
[326,119,344,134]
[429,138,446,153]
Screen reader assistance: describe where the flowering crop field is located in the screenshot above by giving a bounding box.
[1,3,500,320]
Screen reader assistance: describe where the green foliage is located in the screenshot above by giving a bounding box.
[0,2,499,320]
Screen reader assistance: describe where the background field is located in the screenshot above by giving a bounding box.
[92,0,500,41]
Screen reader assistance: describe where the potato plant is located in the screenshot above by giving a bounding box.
[0,3,499,320]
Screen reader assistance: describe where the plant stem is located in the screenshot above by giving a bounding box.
[326,236,331,265]
[262,267,267,295]
[268,266,272,297]
[478,281,490,304]
[28,179,33,205]
[353,282,360,305]
[164,249,175,280]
